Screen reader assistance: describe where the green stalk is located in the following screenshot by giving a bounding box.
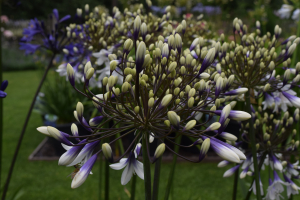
[245,152,267,200]
[152,140,163,200]
[291,17,300,67]
[99,142,103,200]
[105,158,109,200]
[130,174,137,200]
[142,135,152,200]
[164,135,182,200]
[245,90,262,200]
[2,54,56,200]
[0,1,3,190]
[232,164,239,200]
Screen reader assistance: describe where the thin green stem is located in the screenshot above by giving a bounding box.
[245,152,267,200]
[0,1,3,190]
[164,135,182,200]
[1,54,56,200]
[105,158,109,200]
[116,132,125,154]
[245,90,262,200]
[152,140,163,200]
[232,164,239,200]
[130,174,137,200]
[99,141,103,200]
[142,134,152,200]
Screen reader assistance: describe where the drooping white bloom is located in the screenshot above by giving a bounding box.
[276,4,293,19]
[292,9,300,21]
[284,174,300,198]
[71,153,98,188]
[249,178,264,196]
[264,178,284,200]
[110,143,144,185]
[285,161,300,178]
[93,47,114,67]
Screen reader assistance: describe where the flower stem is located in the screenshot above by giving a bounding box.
[130,174,137,200]
[105,157,109,200]
[152,140,163,200]
[142,134,152,200]
[245,152,267,200]
[245,90,261,200]
[164,135,182,200]
[0,2,3,190]
[1,54,56,200]
[232,164,239,200]
[99,141,103,200]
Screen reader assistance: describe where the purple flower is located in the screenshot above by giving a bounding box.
[20,9,71,54]
[223,164,240,177]
[110,143,144,185]
[0,80,8,98]
[283,173,300,198]
[59,139,87,166]
[282,91,300,108]
[71,153,98,188]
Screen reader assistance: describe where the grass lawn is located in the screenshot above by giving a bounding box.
[1,70,299,200]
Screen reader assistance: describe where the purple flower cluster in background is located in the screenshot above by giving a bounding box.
[19,9,71,54]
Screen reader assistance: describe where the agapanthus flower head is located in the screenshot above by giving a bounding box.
[36,15,254,187]
[20,9,71,54]
[219,104,300,197]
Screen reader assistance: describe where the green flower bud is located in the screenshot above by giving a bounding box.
[148,97,154,107]
[84,61,92,74]
[184,120,196,131]
[201,138,210,155]
[206,122,221,131]
[154,143,165,159]
[167,111,180,126]
[134,106,140,114]
[164,120,170,127]
[108,76,115,87]
[102,143,113,162]
[161,94,173,107]
[110,60,118,71]
[168,62,177,72]
[103,77,108,86]
[173,88,180,96]
[188,97,194,108]
[125,74,133,82]
[189,88,196,97]
[86,68,94,80]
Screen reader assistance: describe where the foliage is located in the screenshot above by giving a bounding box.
[34,72,94,124]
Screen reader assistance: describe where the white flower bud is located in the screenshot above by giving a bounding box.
[154,143,165,159]
[161,94,173,107]
[102,143,113,161]
[86,68,94,80]
[184,120,196,130]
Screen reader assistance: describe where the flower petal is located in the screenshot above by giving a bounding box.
[71,154,97,188]
[133,160,144,180]
[121,163,134,185]
[109,158,128,170]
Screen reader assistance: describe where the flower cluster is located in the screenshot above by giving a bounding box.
[217,18,300,112]
[20,9,71,55]
[204,18,300,199]
[220,105,300,199]
[36,14,253,188]
[57,3,214,89]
